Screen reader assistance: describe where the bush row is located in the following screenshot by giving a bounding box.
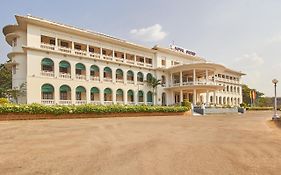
[0,103,189,115]
[246,107,273,111]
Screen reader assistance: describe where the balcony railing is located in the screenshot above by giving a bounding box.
[127,101,135,105]
[41,99,55,105]
[89,53,101,59]
[116,79,124,83]
[116,101,124,105]
[76,100,87,105]
[104,77,112,82]
[40,43,154,68]
[90,76,100,81]
[74,49,87,56]
[104,101,113,105]
[76,74,86,80]
[103,55,113,61]
[137,81,144,85]
[40,43,55,50]
[172,80,218,87]
[58,46,72,53]
[127,80,134,84]
[59,100,72,105]
[90,101,101,105]
[41,70,54,77]
[59,73,71,79]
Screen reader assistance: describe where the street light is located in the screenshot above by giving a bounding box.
[272,79,280,120]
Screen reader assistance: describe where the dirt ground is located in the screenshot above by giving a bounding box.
[0,111,281,175]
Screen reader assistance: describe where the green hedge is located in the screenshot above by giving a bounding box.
[246,107,273,111]
[0,103,189,116]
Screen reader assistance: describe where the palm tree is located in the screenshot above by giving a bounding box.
[146,77,161,105]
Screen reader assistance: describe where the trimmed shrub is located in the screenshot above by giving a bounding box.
[0,98,9,105]
[181,99,192,109]
[0,103,190,116]
[246,107,273,111]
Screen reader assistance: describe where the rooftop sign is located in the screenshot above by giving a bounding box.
[169,44,196,56]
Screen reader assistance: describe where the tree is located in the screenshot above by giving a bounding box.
[242,84,264,106]
[0,63,12,98]
[146,77,162,105]
[7,82,26,104]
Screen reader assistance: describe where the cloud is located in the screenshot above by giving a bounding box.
[234,53,264,68]
[130,24,167,42]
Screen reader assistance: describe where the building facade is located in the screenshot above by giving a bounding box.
[3,15,245,106]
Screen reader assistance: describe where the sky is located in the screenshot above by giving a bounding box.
[1,0,281,96]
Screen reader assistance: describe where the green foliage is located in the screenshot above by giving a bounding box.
[246,107,273,111]
[146,76,162,89]
[0,64,12,98]
[0,98,9,105]
[181,99,192,109]
[0,104,190,116]
[242,84,264,107]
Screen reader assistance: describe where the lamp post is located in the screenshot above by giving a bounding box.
[272,79,280,120]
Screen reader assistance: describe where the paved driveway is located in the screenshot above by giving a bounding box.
[0,111,281,175]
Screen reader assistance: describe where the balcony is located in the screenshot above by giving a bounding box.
[41,70,54,77]
[90,76,100,81]
[104,101,113,105]
[59,100,72,105]
[76,74,86,80]
[115,57,124,62]
[40,43,55,50]
[126,60,135,64]
[58,46,72,53]
[127,80,134,84]
[59,73,71,79]
[146,63,153,67]
[104,77,112,82]
[41,99,55,105]
[74,49,87,56]
[116,101,124,105]
[76,100,87,105]
[137,62,144,66]
[89,53,101,59]
[116,79,124,83]
[103,55,113,61]
[90,101,101,105]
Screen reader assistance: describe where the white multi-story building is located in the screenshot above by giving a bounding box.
[3,15,245,106]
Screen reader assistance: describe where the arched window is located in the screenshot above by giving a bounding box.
[59,61,71,74]
[41,84,54,99]
[127,70,134,82]
[137,72,144,82]
[146,73,152,82]
[127,90,134,103]
[75,63,86,75]
[104,67,112,80]
[76,86,86,100]
[60,85,71,100]
[161,75,166,86]
[90,65,100,80]
[147,91,153,105]
[138,90,144,103]
[41,58,54,72]
[116,89,124,102]
[116,69,123,81]
[104,88,113,101]
[90,87,100,101]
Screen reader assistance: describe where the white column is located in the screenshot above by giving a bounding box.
[100,89,104,105]
[86,64,90,81]
[205,69,208,84]
[112,90,116,104]
[124,69,127,84]
[112,68,116,84]
[124,91,128,105]
[134,90,138,105]
[112,50,115,60]
[71,62,76,79]
[55,85,59,105]
[99,66,103,82]
[134,71,137,85]
[86,87,91,104]
[213,91,216,104]
[193,69,196,85]
[100,48,103,59]
[170,73,173,87]
[180,71,183,86]
[193,89,196,105]
[180,90,183,103]
[71,88,76,105]
[206,90,209,106]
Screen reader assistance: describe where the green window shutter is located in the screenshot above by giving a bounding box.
[127,90,134,96]
[127,70,134,77]
[41,84,54,93]
[116,69,123,76]
[138,91,143,97]
[76,86,86,93]
[147,92,153,102]
[104,67,112,73]
[91,87,99,93]
[137,72,143,78]
[104,88,112,94]
[76,63,85,70]
[60,85,71,92]
[42,58,54,66]
[147,73,152,81]
[59,61,70,68]
[90,65,99,72]
[116,89,123,95]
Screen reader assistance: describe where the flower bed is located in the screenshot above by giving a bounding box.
[0,104,190,120]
